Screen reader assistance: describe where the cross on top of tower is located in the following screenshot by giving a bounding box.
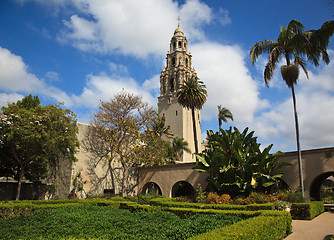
[177,16,181,27]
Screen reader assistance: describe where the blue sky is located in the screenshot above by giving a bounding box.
[0,0,333,153]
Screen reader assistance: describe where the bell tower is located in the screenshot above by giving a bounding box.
[158,24,201,162]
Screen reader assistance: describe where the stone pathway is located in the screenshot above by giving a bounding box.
[285,211,334,240]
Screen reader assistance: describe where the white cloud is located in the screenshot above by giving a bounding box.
[252,58,334,151]
[0,47,41,92]
[0,46,73,107]
[191,41,264,124]
[218,8,231,26]
[57,0,214,58]
[0,93,25,107]
[71,73,157,110]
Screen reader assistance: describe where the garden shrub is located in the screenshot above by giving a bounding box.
[149,198,274,211]
[0,198,127,220]
[290,201,324,220]
[188,214,290,240]
[0,206,241,240]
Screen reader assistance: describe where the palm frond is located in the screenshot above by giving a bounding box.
[250,40,277,65]
[294,55,309,79]
[287,20,305,35]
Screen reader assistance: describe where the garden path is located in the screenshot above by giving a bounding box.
[285,211,334,240]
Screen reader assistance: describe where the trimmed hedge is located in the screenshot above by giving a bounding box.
[0,199,128,220]
[119,202,292,240]
[290,201,324,220]
[149,198,274,211]
[188,214,290,240]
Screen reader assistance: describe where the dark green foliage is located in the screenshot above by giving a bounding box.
[0,206,240,240]
[194,127,288,198]
[149,198,274,211]
[189,215,291,240]
[290,201,324,220]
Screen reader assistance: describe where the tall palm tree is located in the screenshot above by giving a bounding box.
[250,19,334,197]
[177,77,207,154]
[217,105,233,129]
[172,137,191,162]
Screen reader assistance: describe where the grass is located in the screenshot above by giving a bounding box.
[0,206,241,240]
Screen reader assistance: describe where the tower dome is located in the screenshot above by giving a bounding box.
[174,25,184,36]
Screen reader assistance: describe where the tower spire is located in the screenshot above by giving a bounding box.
[177,16,181,27]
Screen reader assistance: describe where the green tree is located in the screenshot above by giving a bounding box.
[0,95,79,200]
[85,91,173,197]
[172,136,191,162]
[177,77,207,154]
[217,105,233,129]
[194,127,288,198]
[250,19,334,196]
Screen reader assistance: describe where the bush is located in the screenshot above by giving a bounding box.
[0,206,241,240]
[290,201,324,220]
[188,212,291,240]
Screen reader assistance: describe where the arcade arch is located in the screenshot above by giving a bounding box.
[171,181,195,198]
[310,172,334,201]
[141,182,162,196]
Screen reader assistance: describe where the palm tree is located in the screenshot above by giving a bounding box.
[177,77,207,154]
[217,105,233,129]
[250,19,334,197]
[172,137,191,162]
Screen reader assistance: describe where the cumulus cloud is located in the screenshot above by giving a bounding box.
[57,0,214,58]
[252,57,334,152]
[0,46,73,107]
[191,42,266,124]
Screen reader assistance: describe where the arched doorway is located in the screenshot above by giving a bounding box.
[141,182,162,196]
[310,172,334,201]
[171,181,195,198]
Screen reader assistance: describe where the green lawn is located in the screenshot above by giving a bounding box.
[0,206,241,240]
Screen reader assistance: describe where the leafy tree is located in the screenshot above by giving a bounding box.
[177,77,207,154]
[250,19,334,196]
[84,91,173,197]
[0,95,79,200]
[172,136,191,162]
[194,127,288,198]
[217,105,233,129]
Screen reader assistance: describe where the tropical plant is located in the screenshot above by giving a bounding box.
[217,105,233,129]
[194,127,289,198]
[177,77,207,154]
[172,136,191,162]
[250,19,334,196]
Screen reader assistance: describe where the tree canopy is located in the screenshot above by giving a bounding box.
[83,91,174,197]
[0,95,79,200]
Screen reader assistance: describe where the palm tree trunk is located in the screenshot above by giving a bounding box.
[291,84,304,197]
[191,108,199,157]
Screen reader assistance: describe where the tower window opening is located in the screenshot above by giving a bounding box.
[186,58,189,67]
[176,110,178,116]
[184,42,186,48]
[170,78,174,92]
[173,42,176,50]
[178,41,182,48]
[172,57,176,66]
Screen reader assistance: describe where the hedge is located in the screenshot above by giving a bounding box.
[188,214,290,240]
[119,202,292,240]
[149,198,274,211]
[290,201,324,220]
[0,199,128,220]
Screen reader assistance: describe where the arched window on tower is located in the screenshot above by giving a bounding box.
[173,42,176,51]
[178,41,182,49]
[172,57,176,66]
[170,78,174,92]
[186,58,189,67]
